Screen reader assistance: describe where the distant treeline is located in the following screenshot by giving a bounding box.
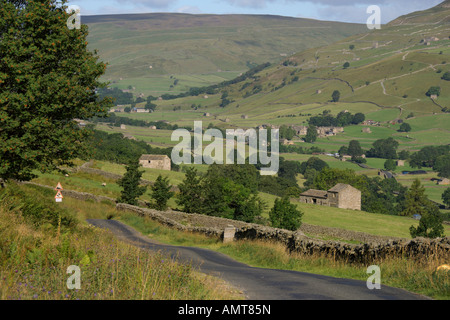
[97,87,134,106]
[308,110,365,127]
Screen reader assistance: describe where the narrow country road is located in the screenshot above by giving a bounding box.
[87,219,430,301]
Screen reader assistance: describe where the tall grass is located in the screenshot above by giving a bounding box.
[0,183,243,300]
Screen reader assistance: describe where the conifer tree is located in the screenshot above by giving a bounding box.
[151,175,174,211]
[176,167,204,213]
[401,179,428,217]
[117,160,147,206]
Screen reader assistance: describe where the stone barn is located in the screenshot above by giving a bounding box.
[139,155,171,171]
[299,183,361,211]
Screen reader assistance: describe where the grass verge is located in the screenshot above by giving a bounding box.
[117,212,450,300]
[0,183,243,300]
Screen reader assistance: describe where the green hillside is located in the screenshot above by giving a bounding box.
[116,2,450,148]
[83,13,367,96]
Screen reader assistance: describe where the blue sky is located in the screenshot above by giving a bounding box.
[67,0,443,24]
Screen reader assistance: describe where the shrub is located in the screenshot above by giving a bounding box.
[442,71,450,81]
[426,86,441,97]
[269,196,303,231]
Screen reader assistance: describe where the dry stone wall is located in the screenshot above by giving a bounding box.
[22,182,450,265]
[116,203,450,265]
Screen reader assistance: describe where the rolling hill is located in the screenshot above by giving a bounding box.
[130,1,450,136]
[83,13,368,96]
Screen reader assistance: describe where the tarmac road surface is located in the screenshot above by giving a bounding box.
[87,219,430,301]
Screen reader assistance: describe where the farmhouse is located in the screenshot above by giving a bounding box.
[317,126,344,138]
[379,170,395,179]
[139,155,171,171]
[133,108,150,113]
[299,183,361,211]
[396,160,405,167]
[291,125,344,137]
[362,120,380,126]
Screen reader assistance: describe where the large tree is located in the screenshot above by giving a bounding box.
[347,140,363,158]
[400,179,430,217]
[304,125,318,143]
[366,138,399,159]
[0,0,112,182]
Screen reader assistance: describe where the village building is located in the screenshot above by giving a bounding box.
[291,125,344,137]
[292,125,308,136]
[362,120,380,126]
[396,160,406,167]
[299,184,361,211]
[133,108,150,113]
[281,139,295,146]
[317,126,344,138]
[379,170,395,179]
[139,155,171,171]
[438,178,450,186]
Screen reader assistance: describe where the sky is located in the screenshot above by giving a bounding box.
[67,0,443,24]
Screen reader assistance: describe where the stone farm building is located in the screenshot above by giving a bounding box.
[291,125,344,138]
[139,155,171,171]
[299,183,361,211]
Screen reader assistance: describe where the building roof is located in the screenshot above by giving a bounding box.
[328,183,354,193]
[139,155,170,161]
[300,189,328,199]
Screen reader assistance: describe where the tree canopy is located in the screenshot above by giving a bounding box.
[0,0,112,181]
[366,138,399,159]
